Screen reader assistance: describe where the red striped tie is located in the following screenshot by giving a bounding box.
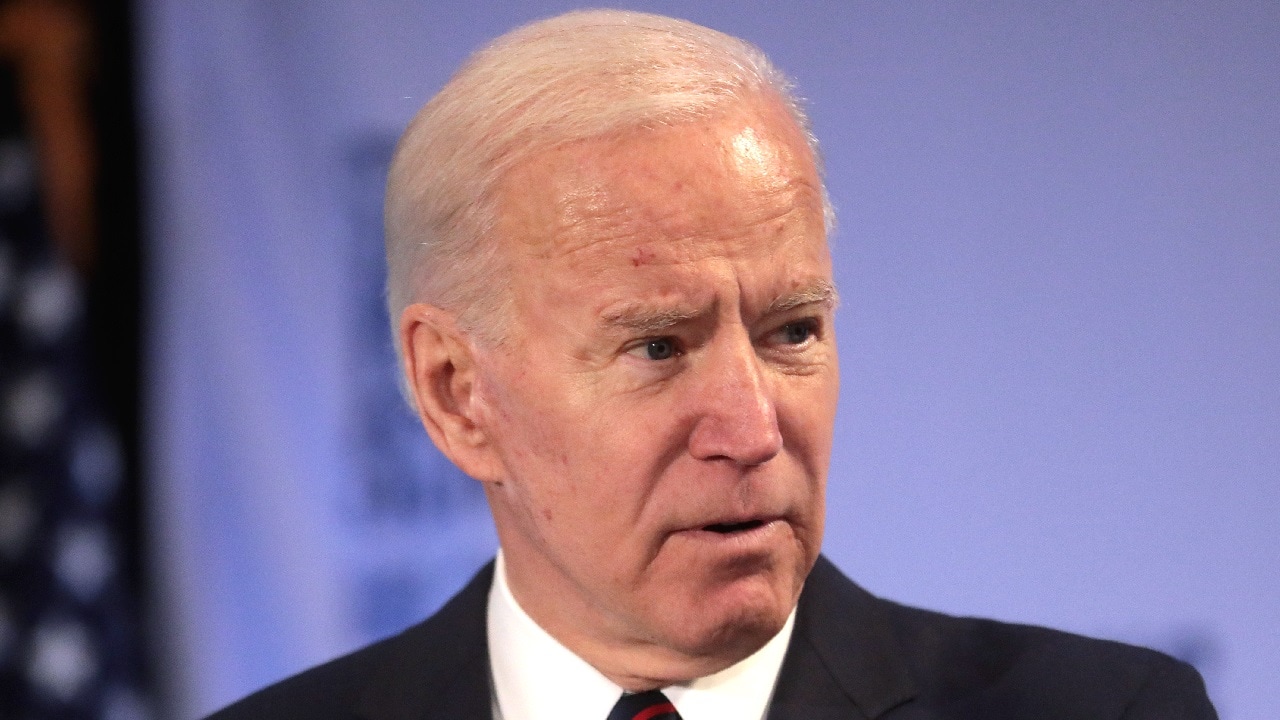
[606,689,682,720]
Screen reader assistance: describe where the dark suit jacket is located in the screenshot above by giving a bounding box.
[208,556,1216,719]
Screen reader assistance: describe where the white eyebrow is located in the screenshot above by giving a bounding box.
[599,305,705,335]
[598,281,837,335]
[764,280,840,315]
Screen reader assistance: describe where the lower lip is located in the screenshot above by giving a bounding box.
[680,518,784,547]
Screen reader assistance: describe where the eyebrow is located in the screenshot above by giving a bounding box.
[600,305,704,335]
[764,280,841,315]
[599,280,840,335]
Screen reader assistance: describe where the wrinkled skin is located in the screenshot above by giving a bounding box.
[403,95,839,689]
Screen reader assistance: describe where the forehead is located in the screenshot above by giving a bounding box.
[493,97,827,269]
[484,99,832,340]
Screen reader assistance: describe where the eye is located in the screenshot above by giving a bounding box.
[627,336,682,361]
[777,320,816,345]
[643,337,679,360]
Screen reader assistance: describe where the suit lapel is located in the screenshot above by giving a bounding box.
[768,556,919,720]
[355,563,496,720]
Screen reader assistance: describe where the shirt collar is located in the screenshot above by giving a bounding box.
[487,551,795,720]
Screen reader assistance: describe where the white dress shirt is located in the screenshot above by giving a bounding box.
[487,552,795,720]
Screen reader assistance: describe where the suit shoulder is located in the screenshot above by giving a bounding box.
[203,626,417,720]
[878,599,1216,717]
[204,563,494,720]
[881,597,1164,671]
[796,557,1215,718]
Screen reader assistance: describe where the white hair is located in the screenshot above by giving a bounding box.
[384,8,831,355]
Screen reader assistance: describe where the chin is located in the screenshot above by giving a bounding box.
[671,575,795,663]
[648,531,815,665]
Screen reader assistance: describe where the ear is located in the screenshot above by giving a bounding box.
[400,303,504,483]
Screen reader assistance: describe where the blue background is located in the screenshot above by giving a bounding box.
[137,2,1278,718]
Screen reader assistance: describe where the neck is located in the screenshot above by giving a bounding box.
[499,551,754,689]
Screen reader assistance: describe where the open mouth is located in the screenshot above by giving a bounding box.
[704,519,766,534]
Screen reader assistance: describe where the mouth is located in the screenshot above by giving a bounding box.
[702,518,768,535]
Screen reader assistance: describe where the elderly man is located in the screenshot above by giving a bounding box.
[210,10,1216,720]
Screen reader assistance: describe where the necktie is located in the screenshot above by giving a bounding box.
[606,689,682,720]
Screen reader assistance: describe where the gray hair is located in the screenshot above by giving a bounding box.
[384,9,830,355]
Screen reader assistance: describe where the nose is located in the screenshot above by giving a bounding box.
[687,332,783,466]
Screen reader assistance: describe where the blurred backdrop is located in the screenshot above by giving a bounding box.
[1,0,145,718]
[128,1,1277,719]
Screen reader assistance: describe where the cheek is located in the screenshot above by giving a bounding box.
[482,365,565,459]
[485,382,606,516]
[782,377,838,454]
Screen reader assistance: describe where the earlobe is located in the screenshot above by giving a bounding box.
[400,304,502,482]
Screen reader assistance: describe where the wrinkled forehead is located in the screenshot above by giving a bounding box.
[491,96,825,265]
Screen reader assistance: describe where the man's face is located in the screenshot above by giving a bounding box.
[472,97,838,684]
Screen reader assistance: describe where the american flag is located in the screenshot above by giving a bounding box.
[1,90,151,719]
